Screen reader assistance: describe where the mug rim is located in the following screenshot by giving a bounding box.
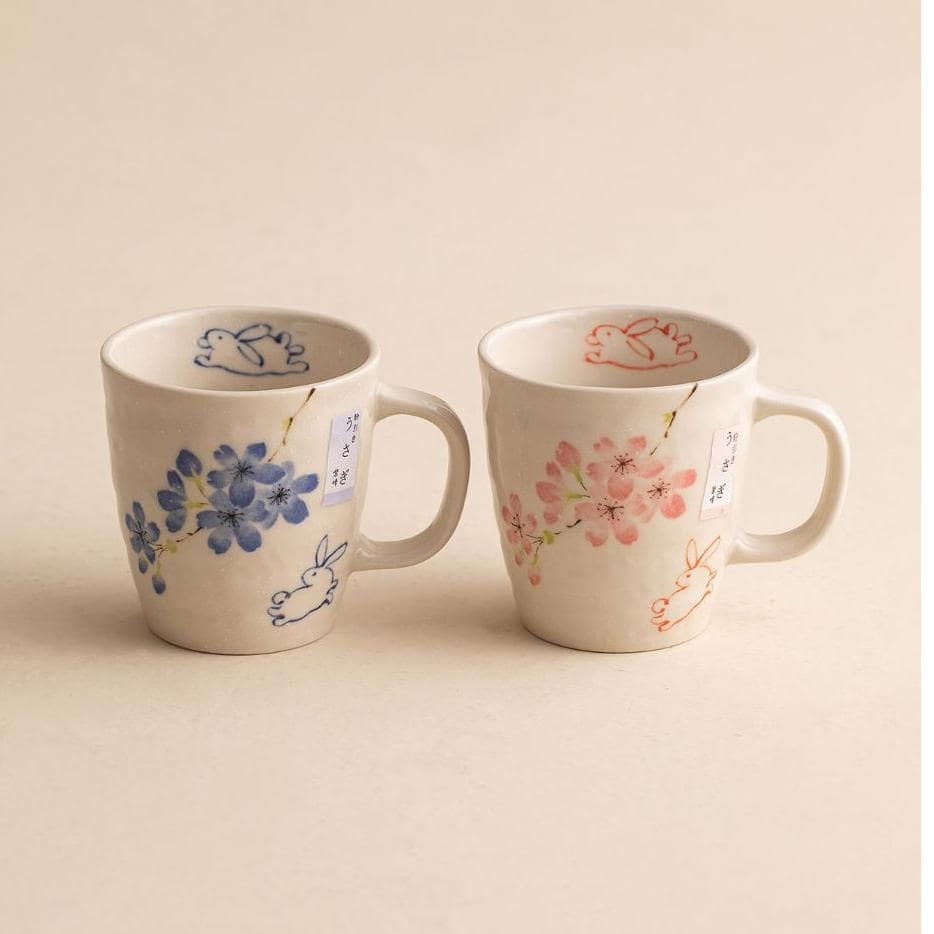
[100,305,381,398]
[478,303,759,393]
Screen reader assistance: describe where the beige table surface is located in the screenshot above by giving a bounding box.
[0,2,919,931]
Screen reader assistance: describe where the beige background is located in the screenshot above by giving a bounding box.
[0,2,919,931]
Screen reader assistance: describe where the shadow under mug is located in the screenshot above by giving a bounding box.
[480,305,849,653]
[101,306,469,654]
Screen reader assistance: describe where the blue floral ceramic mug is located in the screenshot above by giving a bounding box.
[102,306,470,654]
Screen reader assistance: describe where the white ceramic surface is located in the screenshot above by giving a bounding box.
[102,306,470,654]
[480,305,849,652]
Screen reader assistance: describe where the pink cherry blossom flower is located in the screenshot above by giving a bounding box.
[586,435,665,484]
[555,441,581,469]
[572,473,639,547]
[500,493,544,584]
[630,467,697,522]
[535,442,588,523]
[501,493,537,551]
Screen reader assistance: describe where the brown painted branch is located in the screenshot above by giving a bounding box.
[649,382,699,456]
[266,386,316,461]
[154,523,204,560]
[174,525,204,545]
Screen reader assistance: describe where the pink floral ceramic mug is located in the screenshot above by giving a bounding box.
[479,306,849,652]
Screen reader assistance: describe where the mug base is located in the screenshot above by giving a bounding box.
[520,616,710,654]
[146,623,335,655]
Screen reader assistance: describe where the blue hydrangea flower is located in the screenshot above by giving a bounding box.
[259,462,319,528]
[176,449,202,477]
[207,443,285,507]
[197,489,268,554]
[125,502,160,572]
[157,470,189,532]
[156,450,205,532]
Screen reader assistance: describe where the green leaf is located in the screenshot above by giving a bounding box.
[542,529,556,545]
[165,540,178,554]
[663,411,674,426]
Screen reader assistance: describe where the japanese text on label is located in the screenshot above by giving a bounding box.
[700,426,741,520]
[322,410,362,506]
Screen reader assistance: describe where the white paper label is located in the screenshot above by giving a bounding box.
[322,410,362,506]
[700,425,742,520]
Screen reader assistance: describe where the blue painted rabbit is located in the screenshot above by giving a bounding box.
[195,323,309,376]
[267,535,349,626]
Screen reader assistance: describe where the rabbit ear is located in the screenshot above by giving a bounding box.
[325,541,348,567]
[625,336,654,361]
[623,316,660,337]
[236,323,271,341]
[315,535,330,568]
[237,342,264,366]
[696,536,721,567]
[685,538,698,568]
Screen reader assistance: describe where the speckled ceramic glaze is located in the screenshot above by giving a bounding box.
[480,305,848,652]
[102,306,469,654]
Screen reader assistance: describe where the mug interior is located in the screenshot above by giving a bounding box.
[102,307,375,392]
[481,307,754,389]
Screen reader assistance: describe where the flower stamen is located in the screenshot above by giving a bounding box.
[219,508,244,528]
[647,480,671,500]
[596,499,625,521]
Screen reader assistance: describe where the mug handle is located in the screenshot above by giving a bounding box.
[354,383,470,571]
[730,383,849,564]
